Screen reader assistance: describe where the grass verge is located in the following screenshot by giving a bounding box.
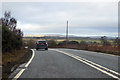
[51,45,120,56]
[66,45,120,56]
[2,48,32,79]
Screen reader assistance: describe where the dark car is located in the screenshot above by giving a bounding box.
[36,40,48,50]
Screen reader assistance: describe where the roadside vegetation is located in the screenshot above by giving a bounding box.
[57,37,119,56]
[23,37,120,56]
[62,37,119,56]
[1,11,32,79]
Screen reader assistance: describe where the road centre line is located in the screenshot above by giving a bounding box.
[54,49,120,76]
[75,56,120,76]
[51,49,120,79]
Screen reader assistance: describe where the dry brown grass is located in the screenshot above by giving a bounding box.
[0,54,2,65]
[2,48,32,79]
[2,48,28,66]
[87,45,119,55]
[54,45,120,56]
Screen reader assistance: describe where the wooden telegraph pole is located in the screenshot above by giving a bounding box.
[66,20,68,47]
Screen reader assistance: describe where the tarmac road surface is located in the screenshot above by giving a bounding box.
[17,48,119,79]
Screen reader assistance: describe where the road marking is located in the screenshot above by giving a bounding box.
[65,48,119,57]
[72,56,119,79]
[75,56,120,76]
[51,49,120,79]
[95,52,118,57]
[53,49,120,76]
[13,49,35,80]
[13,69,25,80]
[25,49,35,67]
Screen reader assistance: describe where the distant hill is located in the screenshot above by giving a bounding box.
[23,34,116,40]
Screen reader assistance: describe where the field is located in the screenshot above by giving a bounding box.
[23,37,119,56]
[23,38,114,44]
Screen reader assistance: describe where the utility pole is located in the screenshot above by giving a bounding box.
[66,20,68,47]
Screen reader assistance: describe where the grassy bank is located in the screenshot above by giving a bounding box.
[2,48,32,79]
[65,45,119,56]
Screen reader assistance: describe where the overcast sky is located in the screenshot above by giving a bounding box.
[2,2,118,37]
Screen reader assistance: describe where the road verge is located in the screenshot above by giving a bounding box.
[11,49,35,80]
[2,49,33,79]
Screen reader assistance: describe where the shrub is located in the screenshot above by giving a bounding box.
[79,41,88,46]
[1,11,23,53]
[114,37,120,46]
[2,25,22,53]
[68,41,79,45]
[58,41,67,46]
[26,39,36,49]
[100,36,111,46]
[47,39,57,47]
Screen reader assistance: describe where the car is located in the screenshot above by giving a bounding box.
[36,40,48,50]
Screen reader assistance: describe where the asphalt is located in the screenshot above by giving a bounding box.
[18,48,119,78]
[58,48,119,73]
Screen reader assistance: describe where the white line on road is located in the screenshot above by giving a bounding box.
[75,55,120,76]
[25,49,35,67]
[13,49,35,80]
[51,49,120,79]
[13,69,25,80]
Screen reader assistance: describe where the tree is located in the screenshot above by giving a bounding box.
[114,37,120,46]
[100,36,111,46]
[1,11,23,53]
[0,11,23,37]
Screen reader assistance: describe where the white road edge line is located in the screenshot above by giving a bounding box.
[13,49,35,80]
[51,49,120,79]
[79,49,118,57]
[25,49,35,67]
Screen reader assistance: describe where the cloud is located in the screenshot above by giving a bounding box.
[2,2,118,37]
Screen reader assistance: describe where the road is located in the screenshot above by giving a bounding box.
[17,48,119,79]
